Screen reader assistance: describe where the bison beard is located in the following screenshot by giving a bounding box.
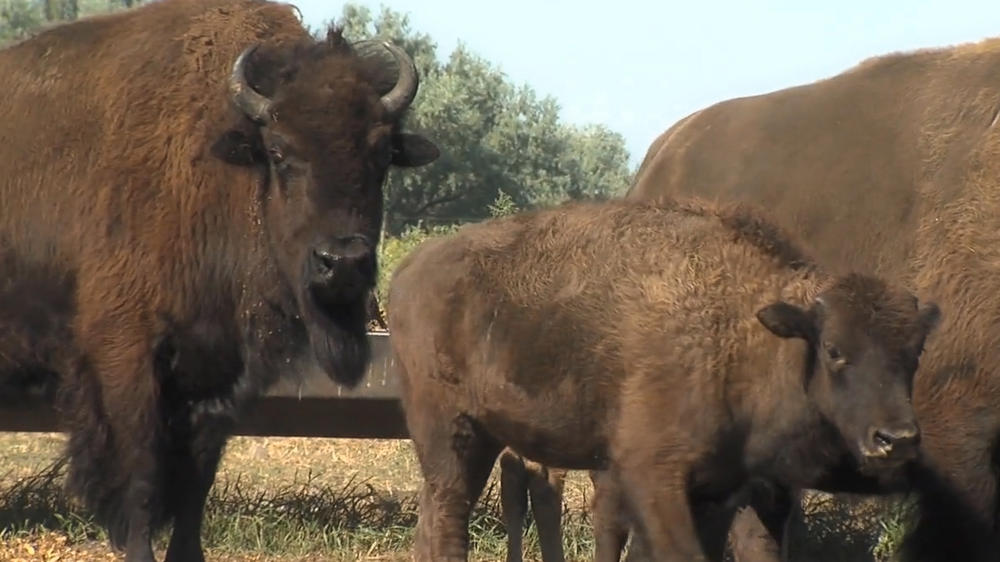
[305,296,370,388]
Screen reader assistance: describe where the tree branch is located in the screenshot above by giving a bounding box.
[407,191,466,218]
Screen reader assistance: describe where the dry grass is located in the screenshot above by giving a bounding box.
[0,431,911,561]
[0,432,598,561]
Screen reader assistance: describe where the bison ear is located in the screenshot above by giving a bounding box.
[756,302,815,341]
[391,133,440,167]
[211,130,264,167]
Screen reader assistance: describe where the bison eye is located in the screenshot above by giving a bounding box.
[824,343,848,368]
[268,147,285,164]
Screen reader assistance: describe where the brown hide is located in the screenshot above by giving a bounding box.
[627,36,1000,561]
[0,1,435,561]
[388,200,935,561]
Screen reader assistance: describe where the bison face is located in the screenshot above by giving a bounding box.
[756,274,940,477]
[213,33,439,387]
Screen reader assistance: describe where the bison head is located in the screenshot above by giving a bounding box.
[213,29,439,387]
[756,274,940,476]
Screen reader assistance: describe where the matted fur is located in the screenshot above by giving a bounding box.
[388,199,934,561]
[627,34,1000,561]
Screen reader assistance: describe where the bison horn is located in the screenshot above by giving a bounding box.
[378,41,419,119]
[228,44,274,125]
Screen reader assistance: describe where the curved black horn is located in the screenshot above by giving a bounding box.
[228,44,274,125]
[379,41,419,119]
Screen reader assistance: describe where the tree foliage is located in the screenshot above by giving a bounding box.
[1,0,139,42]
[330,4,633,234]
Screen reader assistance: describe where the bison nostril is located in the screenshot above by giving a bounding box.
[873,430,894,450]
[869,423,920,457]
[312,248,340,272]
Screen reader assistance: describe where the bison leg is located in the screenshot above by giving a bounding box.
[499,450,530,562]
[407,410,502,562]
[527,463,566,562]
[163,414,230,562]
[590,470,632,562]
[615,464,706,562]
[82,343,161,562]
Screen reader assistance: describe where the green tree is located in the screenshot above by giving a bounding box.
[330,4,632,234]
[1,0,43,41]
[2,0,141,42]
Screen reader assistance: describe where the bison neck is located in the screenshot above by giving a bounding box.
[735,338,849,489]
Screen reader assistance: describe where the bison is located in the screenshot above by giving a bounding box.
[0,1,438,561]
[387,199,940,561]
[627,35,1000,561]
[499,448,568,562]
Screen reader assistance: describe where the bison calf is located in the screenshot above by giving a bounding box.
[389,202,938,560]
[388,199,939,561]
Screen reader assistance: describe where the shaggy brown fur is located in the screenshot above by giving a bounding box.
[627,34,1000,562]
[498,449,568,562]
[0,1,437,561]
[388,199,939,561]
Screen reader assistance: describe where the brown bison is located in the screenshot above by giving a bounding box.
[0,1,438,561]
[627,35,1000,561]
[387,199,939,561]
[499,448,568,562]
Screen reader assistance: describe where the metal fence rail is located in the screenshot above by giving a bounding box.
[0,332,411,439]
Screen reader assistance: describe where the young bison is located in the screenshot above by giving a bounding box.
[388,199,940,561]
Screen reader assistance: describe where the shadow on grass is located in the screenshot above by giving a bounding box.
[0,461,596,559]
[0,459,914,561]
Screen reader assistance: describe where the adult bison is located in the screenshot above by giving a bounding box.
[0,1,438,561]
[627,36,1000,561]
[387,199,939,561]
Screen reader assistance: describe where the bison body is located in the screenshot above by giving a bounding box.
[388,200,938,561]
[627,35,1000,561]
[0,1,438,561]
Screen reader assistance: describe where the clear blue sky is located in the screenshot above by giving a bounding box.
[293,1,1000,167]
